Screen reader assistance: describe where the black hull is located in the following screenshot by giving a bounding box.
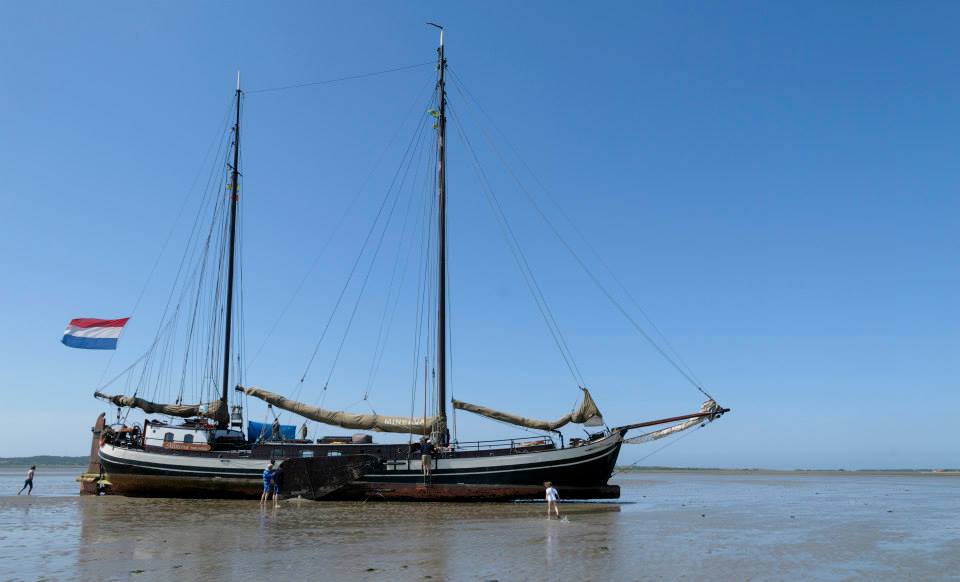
[364,440,622,487]
[95,432,624,501]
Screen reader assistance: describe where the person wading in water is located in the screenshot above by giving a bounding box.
[260,462,276,505]
[544,481,561,519]
[17,466,35,495]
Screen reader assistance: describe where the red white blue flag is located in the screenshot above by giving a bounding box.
[62,317,130,350]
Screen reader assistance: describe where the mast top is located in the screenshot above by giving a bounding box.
[427,22,443,46]
[236,70,241,91]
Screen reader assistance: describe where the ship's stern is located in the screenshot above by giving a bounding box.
[78,413,107,495]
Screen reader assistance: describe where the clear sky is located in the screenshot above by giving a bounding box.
[1,2,957,469]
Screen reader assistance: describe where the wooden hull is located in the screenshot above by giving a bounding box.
[97,444,265,498]
[103,473,262,498]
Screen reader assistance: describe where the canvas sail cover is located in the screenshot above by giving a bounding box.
[94,390,227,424]
[624,399,723,444]
[452,387,604,431]
[240,385,437,434]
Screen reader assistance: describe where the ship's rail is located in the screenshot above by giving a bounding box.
[449,435,556,453]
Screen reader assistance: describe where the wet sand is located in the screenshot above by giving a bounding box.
[1,469,958,581]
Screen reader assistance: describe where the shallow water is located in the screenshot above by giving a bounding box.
[1,468,958,581]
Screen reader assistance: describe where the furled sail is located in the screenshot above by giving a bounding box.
[452,387,604,432]
[240,385,437,434]
[624,399,723,444]
[94,390,227,424]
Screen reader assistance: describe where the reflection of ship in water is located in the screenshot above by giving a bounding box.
[78,28,727,501]
[72,492,624,579]
[76,495,255,579]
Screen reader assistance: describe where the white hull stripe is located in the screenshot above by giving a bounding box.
[100,452,261,477]
[101,445,266,472]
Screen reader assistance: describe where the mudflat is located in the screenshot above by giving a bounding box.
[1,468,958,581]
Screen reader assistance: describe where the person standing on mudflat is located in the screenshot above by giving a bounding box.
[260,462,276,505]
[544,481,561,519]
[17,466,35,495]
[272,466,282,507]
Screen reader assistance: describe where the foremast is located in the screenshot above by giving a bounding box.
[431,24,449,445]
[220,74,242,429]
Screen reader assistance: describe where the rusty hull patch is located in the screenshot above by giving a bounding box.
[106,473,261,499]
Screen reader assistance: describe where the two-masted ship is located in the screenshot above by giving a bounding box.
[79,30,728,501]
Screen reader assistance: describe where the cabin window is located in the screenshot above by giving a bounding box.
[183,434,194,444]
[163,432,174,442]
[273,449,284,458]
[327,451,342,457]
[301,450,314,458]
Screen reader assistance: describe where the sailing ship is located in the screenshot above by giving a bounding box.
[79,29,729,501]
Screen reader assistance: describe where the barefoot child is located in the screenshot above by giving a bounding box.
[544,481,560,518]
[17,466,35,495]
[260,462,276,505]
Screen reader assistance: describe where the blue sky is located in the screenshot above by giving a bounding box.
[1,2,957,469]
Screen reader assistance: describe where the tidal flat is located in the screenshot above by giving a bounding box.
[1,468,958,581]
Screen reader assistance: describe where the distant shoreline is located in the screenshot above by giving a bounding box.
[0,456,88,468]
[1,456,956,475]
[617,466,960,476]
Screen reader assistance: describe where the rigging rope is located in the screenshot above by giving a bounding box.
[320,102,434,400]
[448,70,714,401]
[246,77,436,374]
[449,69,706,390]
[295,102,435,399]
[141,108,235,406]
[363,124,433,400]
[97,319,178,389]
[611,424,703,477]
[296,90,440,430]
[408,154,438,435]
[100,61,442,427]
[319,130,420,395]
[245,62,435,95]
[447,102,587,388]
[96,97,236,396]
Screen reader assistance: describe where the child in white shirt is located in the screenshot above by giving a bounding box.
[544,481,560,518]
[18,466,35,495]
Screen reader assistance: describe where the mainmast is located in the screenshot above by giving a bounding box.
[220,73,242,429]
[430,24,449,444]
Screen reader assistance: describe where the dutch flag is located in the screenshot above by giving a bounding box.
[62,317,130,350]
